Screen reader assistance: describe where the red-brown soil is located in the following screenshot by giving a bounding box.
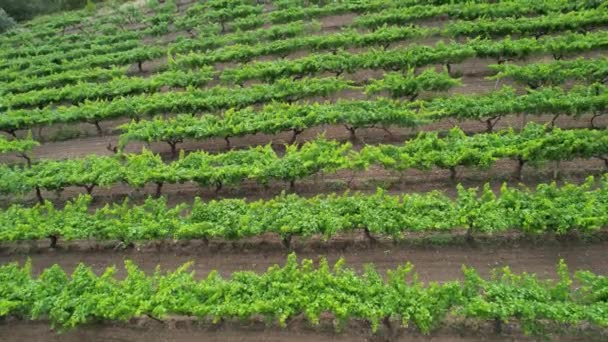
[2,319,604,342]
[2,238,607,282]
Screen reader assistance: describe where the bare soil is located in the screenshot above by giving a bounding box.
[2,319,605,342]
[2,238,607,282]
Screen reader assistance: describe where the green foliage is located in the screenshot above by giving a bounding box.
[0,67,126,95]
[0,8,16,33]
[354,0,602,28]
[118,83,608,150]
[444,8,608,39]
[0,0,94,21]
[9,123,608,197]
[420,83,608,124]
[489,58,608,88]
[1,68,214,109]
[206,30,608,85]
[171,25,431,68]
[0,39,139,72]
[84,0,95,13]
[0,0,47,21]
[118,98,421,149]
[365,68,460,100]
[0,77,352,131]
[1,0,607,138]
[0,256,606,335]
[172,20,321,54]
[0,132,38,154]
[0,160,608,243]
[146,0,159,10]
[4,55,606,135]
[0,45,165,83]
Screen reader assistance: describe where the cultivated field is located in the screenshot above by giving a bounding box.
[1,0,608,341]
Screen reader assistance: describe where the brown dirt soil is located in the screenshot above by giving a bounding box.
[4,319,606,342]
[2,238,607,282]
[0,322,377,342]
[126,56,168,76]
[320,13,357,29]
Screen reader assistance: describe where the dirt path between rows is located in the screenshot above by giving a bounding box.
[3,240,606,282]
[1,320,596,342]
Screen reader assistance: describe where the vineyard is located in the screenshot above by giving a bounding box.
[1,0,608,341]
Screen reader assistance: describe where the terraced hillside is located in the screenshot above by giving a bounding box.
[1,0,608,341]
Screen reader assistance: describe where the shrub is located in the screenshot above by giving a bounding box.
[0,8,16,33]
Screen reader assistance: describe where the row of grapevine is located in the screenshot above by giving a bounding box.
[0,176,606,245]
[6,66,605,138]
[365,69,460,99]
[117,98,419,152]
[266,0,392,24]
[1,255,607,335]
[0,2,178,79]
[0,134,38,165]
[3,0,590,66]
[425,81,605,118]
[3,124,607,201]
[4,2,605,92]
[1,0,608,338]
[0,30,142,60]
[0,67,127,95]
[490,57,608,88]
[173,10,419,56]
[176,1,436,36]
[2,67,454,111]
[354,0,604,28]
[177,1,264,33]
[0,77,351,134]
[170,3,608,60]
[169,20,322,54]
[6,47,605,114]
[5,15,604,124]
[177,0,400,33]
[268,0,599,26]
[20,11,83,29]
[0,0,287,77]
[53,3,601,66]
[118,83,608,151]
[0,39,141,72]
[171,25,432,67]
[11,4,606,83]
[208,30,608,84]
[443,8,608,39]
[0,45,164,83]
[175,6,608,58]
[174,25,387,69]
[2,69,214,110]
[272,0,480,10]
[422,84,607,130]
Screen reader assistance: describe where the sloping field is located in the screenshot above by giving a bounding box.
[1,0,608,341]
